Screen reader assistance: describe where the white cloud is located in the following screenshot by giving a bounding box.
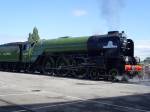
[134,40,150,60]
[135,40,150,49]
[72,9,88,17]
[0,34,26,44]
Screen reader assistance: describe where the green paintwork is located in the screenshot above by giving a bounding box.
[0,36,90,63]
[0,46,20,62]
[31,36,90,62]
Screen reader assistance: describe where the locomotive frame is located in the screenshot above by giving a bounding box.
[0,31,142,81]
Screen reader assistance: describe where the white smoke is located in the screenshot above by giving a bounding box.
[0,34,26,44]
[101,0,125,30]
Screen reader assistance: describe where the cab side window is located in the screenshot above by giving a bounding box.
[31,43,35,47]
[23,44,30,51]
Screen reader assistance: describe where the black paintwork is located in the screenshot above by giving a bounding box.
[86,31,135,74]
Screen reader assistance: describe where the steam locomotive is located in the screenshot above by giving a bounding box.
[0,31,142,81]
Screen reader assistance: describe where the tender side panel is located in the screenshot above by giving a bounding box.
[0,46,20,62]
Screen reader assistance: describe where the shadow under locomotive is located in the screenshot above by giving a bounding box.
[0,31,142,81]
[0,93,150,112]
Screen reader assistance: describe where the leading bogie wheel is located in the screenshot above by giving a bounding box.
[109,68,120,81]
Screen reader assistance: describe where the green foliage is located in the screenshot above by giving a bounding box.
[28,27,40,43]
[28,33,34,43]
[32,27,40,42]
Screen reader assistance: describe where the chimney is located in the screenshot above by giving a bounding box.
[108,31,119,35]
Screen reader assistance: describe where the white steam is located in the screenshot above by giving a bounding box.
[101,0,125,30]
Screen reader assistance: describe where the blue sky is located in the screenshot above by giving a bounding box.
[0,0,149,59]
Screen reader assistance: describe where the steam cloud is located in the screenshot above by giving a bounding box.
[101,0,125,30]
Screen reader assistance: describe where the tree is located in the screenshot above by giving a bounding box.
[144,57,150,64]
[32,27,40,42]
[146,57,150,60]
[27,27,40,43]
[28,33,33,43]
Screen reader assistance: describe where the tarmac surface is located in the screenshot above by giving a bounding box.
[0,71,150,112]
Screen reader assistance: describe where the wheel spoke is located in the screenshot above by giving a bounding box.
[75,68,87,79]
[89,69,100,80]
[42,57,54,75]
[56,56,70,77]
